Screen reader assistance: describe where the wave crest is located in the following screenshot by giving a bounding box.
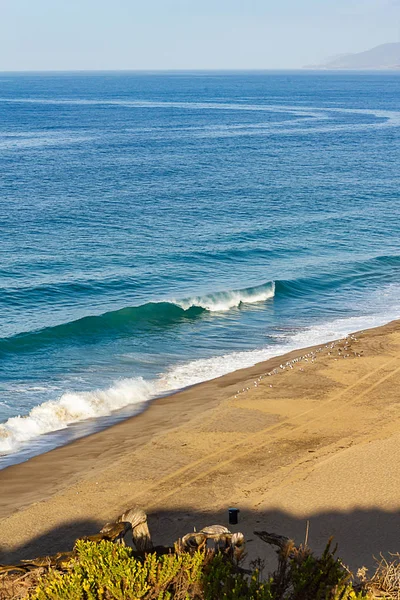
[0,281,275,355]
[176,282,275,312]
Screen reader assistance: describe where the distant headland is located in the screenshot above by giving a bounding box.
[306,42,400,70]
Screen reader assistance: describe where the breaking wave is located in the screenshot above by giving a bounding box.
[0,282,275,354]
[0,378,156,454]
[174,282,275,312]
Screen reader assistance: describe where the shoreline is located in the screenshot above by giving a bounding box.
[1,318,400,569]
[1,310,395,469]
[0,335,335,516]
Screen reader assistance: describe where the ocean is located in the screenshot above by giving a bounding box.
[0,71,399,467]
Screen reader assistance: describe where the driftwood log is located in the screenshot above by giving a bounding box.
[0,508,245,575]
[117,507,153,551]
[0,552,75,574]
[254,530,298,561]
[181,525,245,563]
[254,531,291,550]
[79,521,131,545]
[0,565,29,575]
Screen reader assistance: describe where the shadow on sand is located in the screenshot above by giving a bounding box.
[1,506,399,573]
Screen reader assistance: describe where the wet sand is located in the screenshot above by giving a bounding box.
[1,320,400,571]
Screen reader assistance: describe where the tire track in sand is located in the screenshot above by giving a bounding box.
[132,352,400,508]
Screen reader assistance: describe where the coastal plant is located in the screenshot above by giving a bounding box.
[30,540,205,600]
[202,552,274,599]
[269,537,365,599]
[30,543,275,600]
[19,538,382,600]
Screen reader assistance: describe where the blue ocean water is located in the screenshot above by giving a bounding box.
[0,71,399,467]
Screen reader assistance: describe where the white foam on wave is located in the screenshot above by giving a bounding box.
[0,131,91,150]
[0,378,156,454]
[176,282,275,312]
[0,98,320,116]
[2,100,398,143]
[1,97,399,122]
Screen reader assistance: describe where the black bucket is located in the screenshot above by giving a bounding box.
[228,507,240,525]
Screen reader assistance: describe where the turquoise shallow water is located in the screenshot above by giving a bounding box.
[0,71,399,466]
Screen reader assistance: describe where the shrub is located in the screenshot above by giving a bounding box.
[268,538,365,600]
[28,537,368,600]
[31,540,205,600]
[202,552,274,600]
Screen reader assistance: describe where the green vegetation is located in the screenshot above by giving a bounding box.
[30,541,205,600]
[25,538,366,600]
[2,535,399,599]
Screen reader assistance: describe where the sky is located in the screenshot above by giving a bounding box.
[1,0,399,71]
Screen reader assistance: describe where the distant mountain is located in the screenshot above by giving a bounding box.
[307,43,400,70]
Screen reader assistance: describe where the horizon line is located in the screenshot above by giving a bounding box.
[1,67,400,75]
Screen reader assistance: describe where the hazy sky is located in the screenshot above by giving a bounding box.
[1,0,399,71]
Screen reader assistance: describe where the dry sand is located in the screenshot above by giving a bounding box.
[0,320,400,572]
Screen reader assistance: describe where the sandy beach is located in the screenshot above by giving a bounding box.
[1,319,400,572]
